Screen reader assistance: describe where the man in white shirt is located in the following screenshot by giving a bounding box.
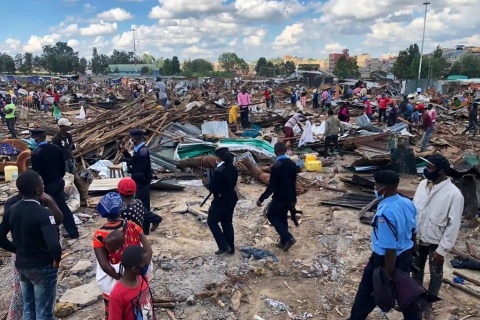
[283,112,306,149]
[155,77,168,108]
[412,154,464,319]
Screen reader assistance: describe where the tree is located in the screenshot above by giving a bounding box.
[391,44,420,79]
[285,60,296,74]
[155,57,164,72]
[33,55,43,71]
[162,58,173,75]
[114,67,120,73]
[171,56,181,75]
[78,57,88,74]
[40,42,80,74]
[218,52,249,74]
[333,56,361,79]
[23,52,33,74]
[449,61,461,75]
[182,59,214,76]
[141,53,155,64]
[255,57,268,74]
[91,47,110,75]
[14,54,23,70]
[0,53,16,73]
[109,50,134,64]
[140,66,151,75]
[456,54,480,78]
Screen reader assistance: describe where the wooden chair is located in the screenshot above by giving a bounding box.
[108,164,125,178]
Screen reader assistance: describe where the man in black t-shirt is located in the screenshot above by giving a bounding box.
[52,118,75,174]
[0,171,62,320]
[31,128,79,239]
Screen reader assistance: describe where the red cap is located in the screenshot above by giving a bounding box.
[118,178,137,196]
[416,103,425,110]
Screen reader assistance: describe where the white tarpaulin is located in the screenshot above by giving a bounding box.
[298,120,315,147]
[201,121,229,138]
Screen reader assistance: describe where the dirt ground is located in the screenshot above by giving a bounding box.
[0,162,479,320]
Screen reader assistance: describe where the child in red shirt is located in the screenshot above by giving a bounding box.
[108,245,155,320]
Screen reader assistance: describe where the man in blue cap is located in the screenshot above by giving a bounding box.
[30,128,79,239]
[121,129,162,235]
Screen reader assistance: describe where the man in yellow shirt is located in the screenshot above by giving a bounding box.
[4,98,16,138]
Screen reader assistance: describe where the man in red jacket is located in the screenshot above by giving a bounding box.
[264,88,271,109]
[377,94,391,123]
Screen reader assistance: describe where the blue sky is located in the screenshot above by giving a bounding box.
[2,0,479,62]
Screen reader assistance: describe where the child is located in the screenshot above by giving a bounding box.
[103,230,125,254]
[118,178,146,228]
[108,245,155,320]
[53,102,62,121]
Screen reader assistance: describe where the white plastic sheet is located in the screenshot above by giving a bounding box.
[201,121,229,138]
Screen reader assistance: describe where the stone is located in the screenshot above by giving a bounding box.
[61,275,83,288]
[432,313,454,320]
[161,262,175,271]
[54,302,77,318]
[231,290,242,311]
[60,281,102,307]
[186,295,196,306]
[70,260,92,274]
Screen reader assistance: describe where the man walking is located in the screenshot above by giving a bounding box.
[31,128,79,239]
[464,103,478,137]
[264,88,271,109]
[207,147,238,255]
[0,170,63,320]
[52,118,75,174]
[412,154,464,319]
[420,106,434,152]
[323,109,344,158]
[349,170,420,320]
[257,142,297,252]
[155,77,168,108]
[377,93,391,123]
[237,87,251,129]
[122,129,162,235]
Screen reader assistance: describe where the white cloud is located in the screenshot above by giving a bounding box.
[67,39,80,49]
[5,38,22,54]
[234,0,305,20]
[80,21,118,36]
[23,34,61,53]
[149,0,228,19]
[243,29,267,46]
[325,42,344,53]
[97,8,134,22]
[273,23,303,47]
[84,3,95,12]
[182,46,212,58]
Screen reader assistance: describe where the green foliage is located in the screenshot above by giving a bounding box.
[333,56,361,79]
[141,53,155,64]
[0,53,16,73]
[17,52,33,74]
[285,61,296,74]
[451,54,480,78]
[181,59,214,76]
[113,67,120,73]
[218,52,249,74]
[140,66,151,75]
[109,50,135,64]
[392,44,447,80]
[161,58,173,75]
[255,57,268,74]
[40,42,81,74]
[171,56,181,75]
[91,47,110,75]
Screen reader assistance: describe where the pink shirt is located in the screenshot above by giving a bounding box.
[322,91,329,99]
[237,93,251,108]
[428,109,437,122]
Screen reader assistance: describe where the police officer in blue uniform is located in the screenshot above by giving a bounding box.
[30,128,79,238]
[349,170,421,320]
[207,147,238,255]
[121,129,162,235]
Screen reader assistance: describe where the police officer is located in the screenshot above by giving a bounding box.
[121,129,162,235]
[348,170,420,320]
[256,142,297,252]
[30,128,79,238]
[207,147,238,255]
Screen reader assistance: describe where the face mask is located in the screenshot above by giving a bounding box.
[374,187,385,201]
[423,168,440,181]
[140,264,149,278]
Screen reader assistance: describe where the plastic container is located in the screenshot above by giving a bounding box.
[5,165,18,182]
[306,160,322,172]
[305,154,317,165]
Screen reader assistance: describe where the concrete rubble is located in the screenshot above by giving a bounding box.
[0,76,479,319]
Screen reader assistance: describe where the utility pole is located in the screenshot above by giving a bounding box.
[132,28,137,74]
[418,2,430,80]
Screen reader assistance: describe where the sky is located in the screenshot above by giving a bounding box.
[2,0,479,62]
